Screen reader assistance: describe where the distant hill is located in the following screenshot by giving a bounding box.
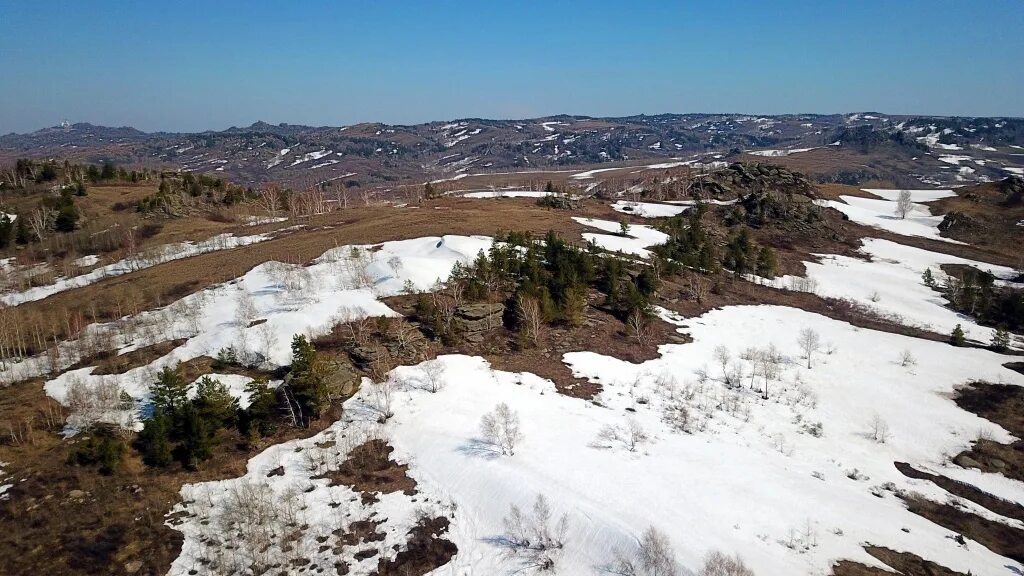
[2,113,1022,190]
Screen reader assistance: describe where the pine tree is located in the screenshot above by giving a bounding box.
[239,379,278,439]
[138,410,173,467]
[922,268,936,288]
[756,246,779,278]
[0,214,12,249]
[151,365,189,414]
[177,407,214,470]
[287,334,328,425]
[14,215,30,245]
[950,324,966,347]
[992,326,1011,351]
[193,376,239,428]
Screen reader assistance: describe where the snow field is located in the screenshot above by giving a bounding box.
[755,238,1021,345]
[172,305,1024,575]
[572,217,669,258]
[20,236,492,418]
[610,201,688,218]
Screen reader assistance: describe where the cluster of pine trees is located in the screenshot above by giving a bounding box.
[135,335,330,470]
[653,205,779,278]
[136,172,250,215]
[927,266,1024,331]
[414,230,659,346]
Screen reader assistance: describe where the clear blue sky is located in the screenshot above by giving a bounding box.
[1,0,1022,133]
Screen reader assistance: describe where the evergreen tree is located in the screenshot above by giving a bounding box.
[239,379,278,440]
[0,214,13,249]
[992,326,1011,351]
[950,324,966,347]
[756,246,779,278]
[193,376,239,428]
[922,268,936,288]
[100,162,116,180]
[176,407,214,469]
[287,334,328,425]
[138,410,173,467]
[151,365,189,414]
[14,215,30,245]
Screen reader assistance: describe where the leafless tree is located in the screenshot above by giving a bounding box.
[870,414,890,443]
[687,273,709,303]
[420,359,445,393]
[370,377,397,422]
[500,494,568,570]
[628,310,649,346]
[28,208,54,241]
[255,184,284,219]
[713,345,732,384]
[697,551,755,576]
[597,418,648,452]
[797,328,821,369]
[899,349,916,367]
[610,526,679,576]
[481,402,522,455]
[235,289,258,328]
[894,190,913,220]
[517,294,542,346]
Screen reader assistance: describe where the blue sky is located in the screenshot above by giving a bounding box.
[1,0,1022,133]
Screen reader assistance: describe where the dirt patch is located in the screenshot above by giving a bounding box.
[951,382,1024,481]
[895,462,1024,523]
[315,439,416,500]
[374,516,457,576]
[902,495,1024,563]
[91,339,187,375]
[831,546,966,576]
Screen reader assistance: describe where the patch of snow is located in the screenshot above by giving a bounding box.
[1,233,272,306]
[611,201,687,218]
[572,217,668,258]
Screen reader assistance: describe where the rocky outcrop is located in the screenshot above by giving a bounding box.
[453,302,504,343]
[938,211,979,235]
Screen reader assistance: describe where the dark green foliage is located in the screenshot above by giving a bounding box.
[942,267,1024,331]
[138,410,173,467]
[175,407,214,470]
[950,324,966,347]
[14,215,30,245]
[67,427,125,475]
[922,267,936,288]
[286,334,328,425]
[150,365,189,414]
[193,376,239,428]
[756,245,779,278]
[652,206,718,273]
[0,214,13,249]
[238,379,278,439]
[211,346,239,369]
[992,326,1011,351]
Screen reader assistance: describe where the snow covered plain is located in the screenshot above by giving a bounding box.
[11,226,1023,574]
[572,217,669,258]
[170,306,1024,575]
[817,193,959,243]
[756,238,1022,345]
[460,190,562,199]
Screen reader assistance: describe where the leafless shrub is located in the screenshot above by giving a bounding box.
[419,359,446,393]
[499,494,568,570]
[597,418,648,452]
[610,525,678,576]
[870,414,890,443]
[481,403,522,456]
[899,349,916,367]
[65,376,127,430]
[697,550,755,576]
[797,328,821,369]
